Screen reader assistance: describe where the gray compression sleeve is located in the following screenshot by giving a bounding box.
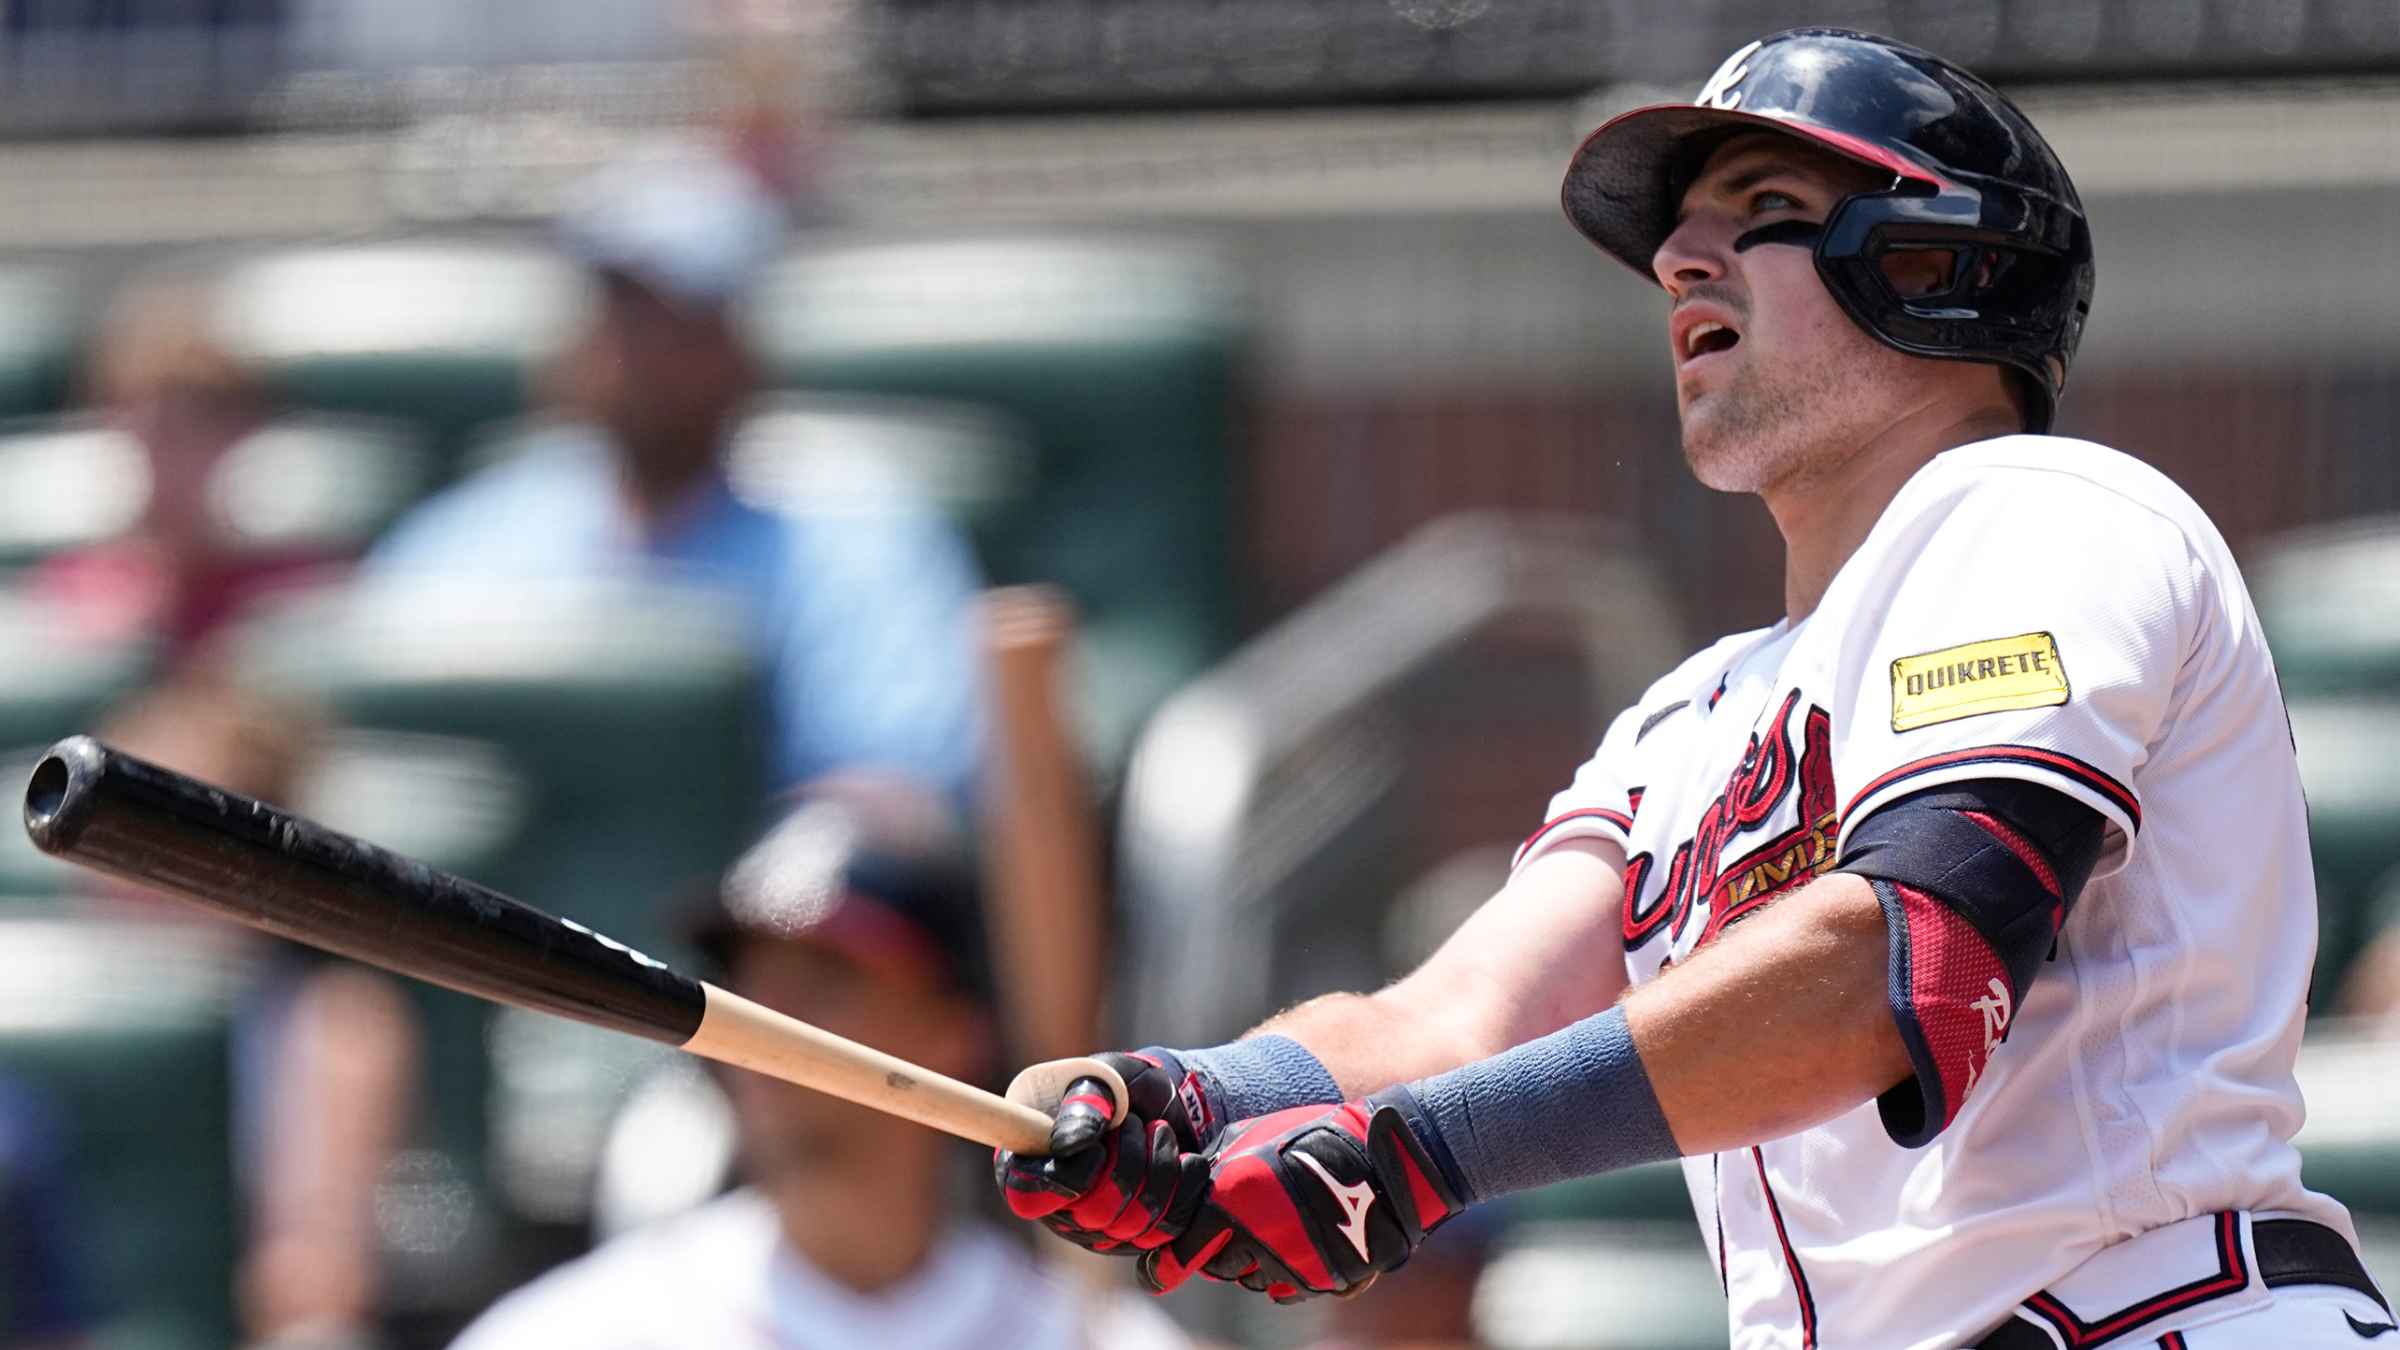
[1398,1004,1680,1204]
[1176,1035,1345,1122]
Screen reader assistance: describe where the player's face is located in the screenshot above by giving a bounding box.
[723,933,984,1184]
[1653,134,1924,493]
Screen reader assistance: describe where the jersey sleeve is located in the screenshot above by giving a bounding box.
[1830,468,2202,878]
[1513,702,1648,871]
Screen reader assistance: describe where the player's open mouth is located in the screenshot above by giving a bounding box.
[1682,321,1741,363]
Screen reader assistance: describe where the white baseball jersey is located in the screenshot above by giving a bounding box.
[1516,436,2357,1349]
[448,1190,1191,1350]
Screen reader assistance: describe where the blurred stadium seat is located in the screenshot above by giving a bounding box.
[0,593,153,758]
[722,392,1034,540]
[0,419,147,570]
[0,266,82,420]
[2254,517,2400,1007]
[212,244,585,471]
[0,411,433,573]
[0,918,253,1349]
[204,414,438,555]
[745,235,1249,779]
[1476,1221,1729,1350]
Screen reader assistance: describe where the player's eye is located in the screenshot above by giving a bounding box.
[1748,188,1805,215]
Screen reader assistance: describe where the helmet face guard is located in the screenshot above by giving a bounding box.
[1562,27,2095,433]
[1810,173,2095,429]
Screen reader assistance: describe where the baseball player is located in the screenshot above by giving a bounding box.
[995,28,2391,1350]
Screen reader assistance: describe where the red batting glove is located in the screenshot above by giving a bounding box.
[1141,1095,1463,1303]
[994,1050,1218,1254]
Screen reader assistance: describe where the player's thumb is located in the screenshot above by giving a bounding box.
[1048,1075,1118,1155]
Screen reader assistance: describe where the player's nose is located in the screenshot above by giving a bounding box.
[1653,214,1733,296]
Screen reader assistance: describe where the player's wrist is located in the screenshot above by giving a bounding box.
[1359,1082,1471,1214]
[1402,1003,1679,1205]
[1172,1033,1343,1133]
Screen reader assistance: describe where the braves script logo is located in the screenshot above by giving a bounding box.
[1290,1150,1376,1262]
[1964,977,2014,1096]
[1696,38,1762,110]
[1622,691,1838,953]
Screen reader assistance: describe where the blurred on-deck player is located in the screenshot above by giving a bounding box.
[450,783,1188,1350]
[994,28,2391,1349]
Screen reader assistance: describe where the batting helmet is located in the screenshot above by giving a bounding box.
[1563,28,2094,433]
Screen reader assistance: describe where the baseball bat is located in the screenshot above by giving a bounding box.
[21,736,1122,1155]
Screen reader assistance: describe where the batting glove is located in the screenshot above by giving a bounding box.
[1141,1094,1462,1303]
[995,1049,1221,1254]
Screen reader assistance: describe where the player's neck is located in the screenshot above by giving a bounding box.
[771,1165,944,1295]
[1764,401,2020,624]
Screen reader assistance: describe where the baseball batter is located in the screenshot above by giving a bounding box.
[997,29,2390,1349]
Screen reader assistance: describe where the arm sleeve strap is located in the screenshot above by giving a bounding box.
[1381,1004,1680,1205]
[1175,1035,1345,1128]
[1836,778,2105,1146]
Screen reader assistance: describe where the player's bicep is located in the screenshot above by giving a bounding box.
[1382,838,1630,1061]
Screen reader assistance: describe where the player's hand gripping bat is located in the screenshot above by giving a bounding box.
[20,736,1125,1154]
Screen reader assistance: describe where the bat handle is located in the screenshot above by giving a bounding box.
[683,987,1127,1155]
[1004,1056,1132,1138]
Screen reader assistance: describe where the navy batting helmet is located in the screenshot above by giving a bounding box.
[1563,28,2094,433]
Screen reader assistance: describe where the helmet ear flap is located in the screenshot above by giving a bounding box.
[1807,181,2087,435]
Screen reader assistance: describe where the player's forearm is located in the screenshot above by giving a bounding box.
[1247,984,1497,1099]
[1168,983,1521,1123]
[1363,870,1907,1207]
[1623,870,1911,1153]
[1184,841,1632,1113]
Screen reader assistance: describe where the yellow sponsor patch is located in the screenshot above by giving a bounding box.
[1889,632,2069,732]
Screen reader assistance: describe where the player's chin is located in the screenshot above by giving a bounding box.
[1677,411,1759,492]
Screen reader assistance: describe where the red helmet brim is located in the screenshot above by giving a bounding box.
[1560,102,1947,286]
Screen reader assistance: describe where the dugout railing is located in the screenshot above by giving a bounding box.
[1116,510,1683,1049]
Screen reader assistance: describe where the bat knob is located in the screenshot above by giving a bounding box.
[24,736,106,855]
[1004,1055,1130,1131]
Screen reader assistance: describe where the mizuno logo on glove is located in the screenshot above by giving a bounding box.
[1290,1148,1377,1260]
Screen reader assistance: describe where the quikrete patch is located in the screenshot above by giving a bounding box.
[1889,632,2069,732]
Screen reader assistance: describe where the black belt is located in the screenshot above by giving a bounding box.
[1978,1219,2388,1349]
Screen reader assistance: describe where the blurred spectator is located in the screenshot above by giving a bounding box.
[364,152,986,802]
[449,782,1187,1350]
[34,278,337,663]
[91,681,419,1350]
[0,1073,97,1348]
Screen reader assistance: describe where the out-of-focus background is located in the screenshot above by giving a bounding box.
[1,2,2397,1348]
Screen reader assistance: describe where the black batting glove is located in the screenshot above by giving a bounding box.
[995,1049,1223,1254]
